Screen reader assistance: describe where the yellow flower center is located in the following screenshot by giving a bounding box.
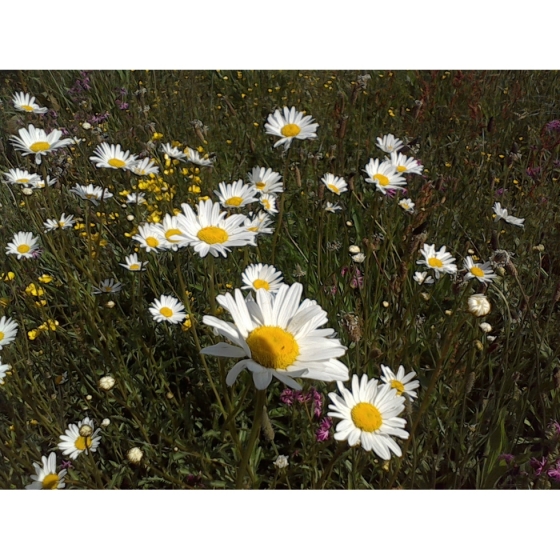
[17,244,30,254]
[16,178,29,184]
[85,194,95,199]
[42,473,60,489]
[428,257,443,268]
[248,226,258,232]
[75,435,92,451]
[129,263,140,270]
[225,196,243,207]
[197,226,229,245]
[165,228,182,241]
[160,306,173,318]
[280,123,301,137]
[373,173,390,187]
[397,165,407,173]
[30,141,50,153]
[22,104,35,112]
[470,266,485,278]
[146,236,159,248]
[262,200,271,210]
[328,183,340,194]
[255,182,266,190]
[108,158,126,168]
[0,333,4,341]
[351,402,382,432]
[253,279,270,290]
[390,379,406,396]
[401,203,410,210]
[246,325,299,370]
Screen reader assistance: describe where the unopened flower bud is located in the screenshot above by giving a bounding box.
[468,294,491,317]
[79,424,93,438]
[127,447,143,465]
[101,418,111,427]
[98,375,116,391]
[348,245,361,254]
[352,252,366,263]
[479,322,492,333]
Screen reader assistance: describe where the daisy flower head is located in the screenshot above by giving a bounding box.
[161,143,187,162]
[10,124,72,165]
[90,142,138,170]
[376,133,404,154]
[59,417,101,460]
[321,173,348,196]
[259,193,278,214]
[265,106,319,150]
[160,214,185,250]
[132,223,168,252]
[416,244,457,279]
[33,175,57,189]
[126,192,146,205]
[463,257,498,284]
[380,365,420,401]
[149,295,186,324]
[12,92,48,114]
[324,202,342,213]
[413,271,435,285]
[44,213,75,232]
[241,263,284,293]
[215,180,259,209]
[247,167,283,194]
[26,452,66,490]
[328,374,408,459]
[176,199,257,258]
[363,158,407,194]
[390,152,424,175]
[398,198,415,213]
[0,317,18,349]
[201,282,349,390]
[120,254,148,271]
[243,211,274,236]
[93,279,123,295]
[2,168,41,186]
[6,231,39,260]
[130,157,160,176]
[70,183,113,206]
[493,202,525,227]
[184,147,214,167]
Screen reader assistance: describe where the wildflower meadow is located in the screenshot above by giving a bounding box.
[2,70,560,491]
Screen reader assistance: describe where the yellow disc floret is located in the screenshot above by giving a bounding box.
[253,279,270,291]
[197,226,228,245]
[428,257,443,268]
[373,174,390,187]
[281,123,301,137]
[390,379,406,396]
[30,141,50,152]
[246,326,299,370]
[108,158,126,168]
[470,266,484,277]
[225,196,243,207]
[351,402,382,432]
[42,474,60,490]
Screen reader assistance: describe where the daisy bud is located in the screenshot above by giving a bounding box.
[98,375,116,391]
[382,301,389,308]
[348,245,361,254]
[479,322,492,333]
[79,424,93,438]
[487,336,497,343]
[352,252,366,263]
[101,418,111,427]
[346,221,353,227]
[468,294,491,317]
[274,455,289,469]
[21,187,34,196]
[127,214,135,222]
[86,394,92,401]
[105,301,116,309]
[81,122,92,130]
[127,447,143,465]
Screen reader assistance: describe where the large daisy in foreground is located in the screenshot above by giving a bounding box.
[201,282,348,390]
[265,106,319,149]
[10,124,73,165]
[328,374,408,459]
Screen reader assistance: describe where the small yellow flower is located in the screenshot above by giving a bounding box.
[25,283,45,297]
[38,274,54,283]
[1,272,15,282]
[35,300,47,307]
[152,132,164,141]
[181,317,192,331]
[28,329,40,340]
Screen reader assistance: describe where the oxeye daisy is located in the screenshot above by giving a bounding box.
[126,192,146,205]
[363,158,407,194]
[184,147,214,167]
[149,295,186,324]
[241,263,284,293]
[390,152,424,175]
[6,231,39,260]
[416,244,457,279]
[321,173,348,195]
[493,202,525,227]
[120,254,148,271]
[259,193,278,214]
[26,452,66,490]
[176,199,257,258]
[70,183,113,206]
[215,180,259,209]
[413,271,435,285]
[44,213,75,232]
[161,143,187,162]
[90,142,137,170]
[398,198,415,213]
[132,223,168,252]
[265,106,319,150]
[376,133,404,154]
[2,168,41,186]
[328,374,408,459]
[247,166,283,194]
[130,157,160,176]
[0,316,18,349]
[33,175,57,189]
[463,257,498,284]
[201,282,349,390]
[243,211,274,236]
[0,358,12,383]
[159,214,185,250]
[10,124,72,165]
[324,202,342,213]
[59,417,101,460]
[380,365,420,401]
[12,91,48,114]
[93,279,123,295]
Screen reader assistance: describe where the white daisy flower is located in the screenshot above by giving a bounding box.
[376,133,404,154]
[126,192,146,205]
[215,180,259,209]
[130,157,160,176]
[34,175,57,189]
[44,213,75,232]
[0,317,18,349]
[10,124,72,165]
[149,295,186,324]
[12,92,48,114]
[243,211,274,236]
[398,198,415,213]
[70,184,113,206]
[259,193,278,214]
[241,264,284,293]
[161,143,187,162]
[321,173,348,195]
[176,199,257,258]
[247,167,283,194]
[5,231,39,260]
[90,142,138,170]
[390,152,423,174]
[324,202,342,213]
[26,452,66,490]
[265,106,319,150]
[160,214,185,251]
[201,282,349,390]
[132,223,168,253]
[380,365,420,401]
[363,158,407,193]
[416,243,457,279]
[184,147,214,167]
[328,374,408,459]
[120,254,148,271]
[413,271,435,285]
[463,257,498,284]
[0,357,12,383]
[93,279,123,295]
[59,417,101,460]
[2,168,41,186]
[493,202,525,227]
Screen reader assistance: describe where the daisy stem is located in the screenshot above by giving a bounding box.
[208,256,217,316]
[235,389,266,489]
[270,152,291,265]
[315,441,348,489]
